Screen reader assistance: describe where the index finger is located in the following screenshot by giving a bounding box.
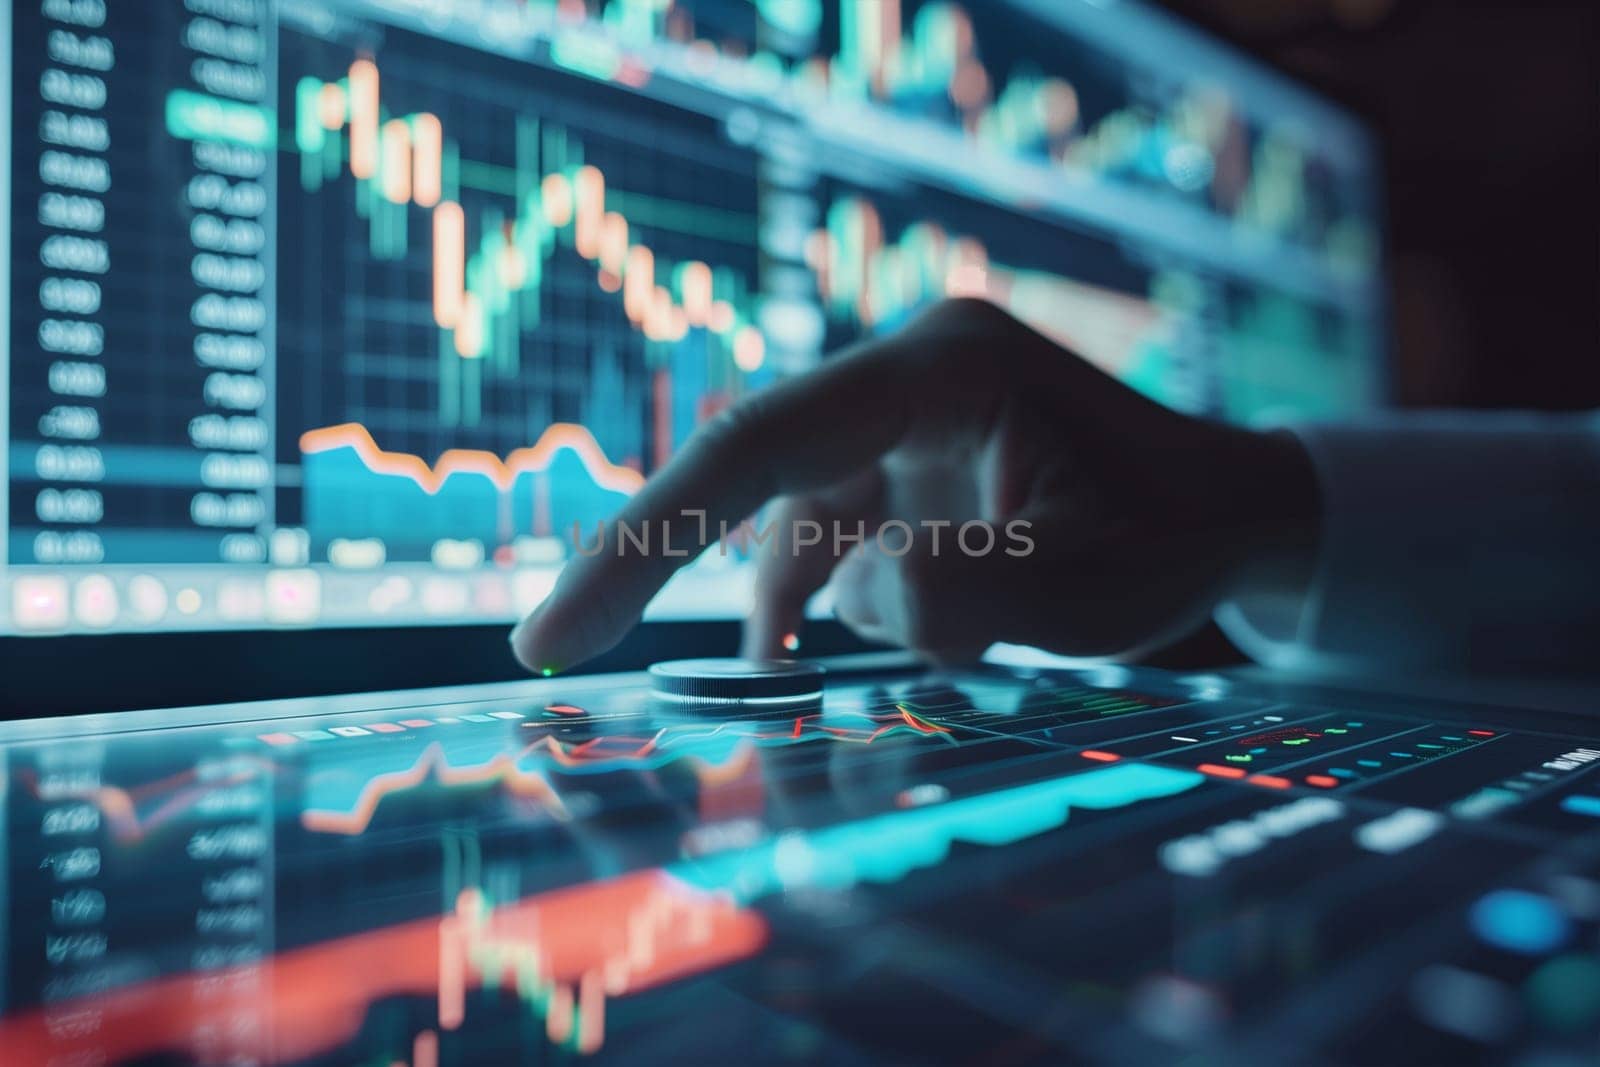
[510,332,913,674]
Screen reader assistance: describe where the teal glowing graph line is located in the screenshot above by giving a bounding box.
[667,762,1206,902]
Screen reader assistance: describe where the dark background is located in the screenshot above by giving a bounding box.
[1144,0,1600,668]
[1166,0,1599,411]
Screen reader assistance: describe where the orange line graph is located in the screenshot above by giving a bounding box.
[295,711,957,838]
[510,712,957,758]
[301,743,569,835]
[897,706,954,734]
[298,421,646,496]
[815,708,953,742]
[37,709,954,850]
[523,712,956,759]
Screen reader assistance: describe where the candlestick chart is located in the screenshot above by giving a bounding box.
[290,56,769,425]
[4,0,1385,633]
[534,0,1371,263]
[810,187,1376,415]
[277,26,771,563]
[271,0,1378,567]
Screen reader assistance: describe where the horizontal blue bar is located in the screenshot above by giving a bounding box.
[1560,795,1600,818]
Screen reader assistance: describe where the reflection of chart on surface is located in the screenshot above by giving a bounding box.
[0,747,1201,1066]
[281,37,769,558]
[295,704,961,836]
[0,860,769,1064]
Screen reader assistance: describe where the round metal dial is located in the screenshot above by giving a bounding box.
[647,658,825,707]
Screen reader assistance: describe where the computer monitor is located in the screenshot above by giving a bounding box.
[1,0,1384,637]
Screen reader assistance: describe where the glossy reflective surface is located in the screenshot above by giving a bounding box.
[3,660,1600,1063]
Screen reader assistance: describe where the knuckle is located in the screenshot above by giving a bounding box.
[934,295,1019,340]
[910,298,1028,380]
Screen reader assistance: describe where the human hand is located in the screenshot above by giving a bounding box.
[510,298,1318,672]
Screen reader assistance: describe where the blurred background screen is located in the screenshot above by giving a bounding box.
[2,0,1386,637]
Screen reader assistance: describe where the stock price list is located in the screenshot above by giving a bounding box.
[8,0,276,574]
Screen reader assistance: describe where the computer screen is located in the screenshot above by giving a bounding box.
[1,0,1384,635]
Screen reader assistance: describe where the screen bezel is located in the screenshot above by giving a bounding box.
[0,1,1390,718]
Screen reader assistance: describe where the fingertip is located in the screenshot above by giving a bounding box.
[509,601,580,677]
